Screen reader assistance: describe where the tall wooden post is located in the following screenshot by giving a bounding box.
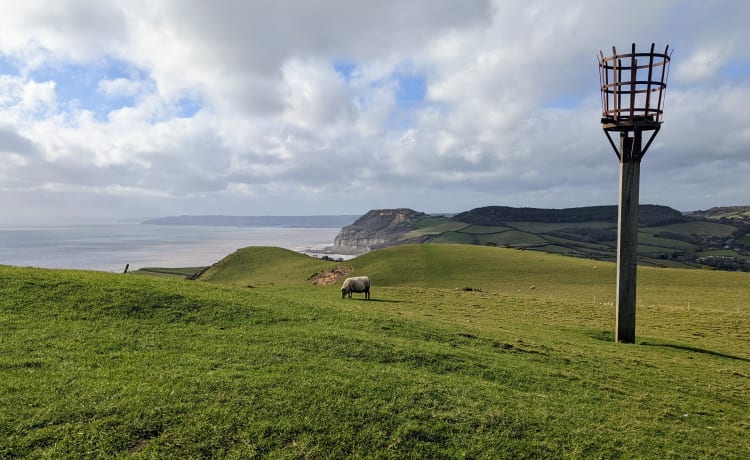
[598,43,671,343]
[616,132,641,343]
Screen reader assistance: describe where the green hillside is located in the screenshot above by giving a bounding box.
[2,247,749,457]
[202,244,748,311]
[405,208,750,271]
[334,205,750,271]
[452,204,687,226]
[688,205,750,221]
[199,246,337,287]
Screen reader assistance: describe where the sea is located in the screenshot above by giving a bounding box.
[0,223,349,273]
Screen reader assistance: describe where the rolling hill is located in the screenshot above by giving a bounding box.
[198,244,749,311]
[333,205,750,271]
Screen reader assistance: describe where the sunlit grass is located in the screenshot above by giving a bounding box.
[1,246,748,457]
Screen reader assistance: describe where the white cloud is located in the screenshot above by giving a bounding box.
[0,1,129,69]
[97,77,147,98]
[674,46,729,82]
[281,58,355,131]
[0,0,749,225]
[1,78,57,116]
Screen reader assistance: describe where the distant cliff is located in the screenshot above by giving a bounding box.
[332,208,428,254]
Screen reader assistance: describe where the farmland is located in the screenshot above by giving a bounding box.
[395,207,750,271]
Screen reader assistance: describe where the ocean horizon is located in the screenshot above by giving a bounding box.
[0,223,347,272]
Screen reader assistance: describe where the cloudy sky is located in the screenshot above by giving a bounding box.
[0,0,748,224]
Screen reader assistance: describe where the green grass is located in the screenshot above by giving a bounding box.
[506,221,616,233]
[458,225,512,235]
[473,231,545,247]
[409,217,468,235]
[697,249,750,261]
[647,221,736,238]
[638,233,697,250]
[131,267,207,279]
[199,246,338,287]
[702,208,750,220]
[638,243,678,256]
[529,244,578,255]
[408,215,747,271]
[430,231,478,244]
[1,245,749,458]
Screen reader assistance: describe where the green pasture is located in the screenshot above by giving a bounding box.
[132,267,207,280]
[703,208,750,220]
[505,221,616,233]
[637,234,696,251]
[404,218,468,238]
[531,237,613,260]
[638,243,677,256]
[430,231,477,245]
[458,225,512,235]
[646,221,736,238]
[405,213,749,272]
[413,217,460,230]
[199,246,337,287]
[474,231,547,247]
[529,244,578,256]
[697,249,750,261]
[1,244,749,458]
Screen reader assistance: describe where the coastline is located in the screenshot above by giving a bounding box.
[0,223,343,272]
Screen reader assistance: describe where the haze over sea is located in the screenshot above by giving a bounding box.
[0,223,344,272]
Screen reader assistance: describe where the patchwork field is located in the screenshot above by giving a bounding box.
[1,244,748,458]
[397,208,750,272]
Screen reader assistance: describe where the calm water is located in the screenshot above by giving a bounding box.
[0,224,343,272]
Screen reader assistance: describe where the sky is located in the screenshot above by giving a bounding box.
[0,0,749,224]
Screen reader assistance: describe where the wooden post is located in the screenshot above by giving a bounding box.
[615,131,641,343]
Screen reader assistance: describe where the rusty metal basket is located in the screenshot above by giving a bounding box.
[598,43,671,132]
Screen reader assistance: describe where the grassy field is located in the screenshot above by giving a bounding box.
[131,267,208,280]
[1,244,749,458]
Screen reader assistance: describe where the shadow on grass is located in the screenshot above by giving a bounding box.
[585,330,749,361]
[344,298,407,303]
[639,341,750,362]
[585,330,614,342]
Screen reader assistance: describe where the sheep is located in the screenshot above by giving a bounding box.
[341,276,371,299]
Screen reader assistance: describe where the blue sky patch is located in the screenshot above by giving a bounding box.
[547,92,581,110]
[0,54,17,76]
[175,96,203,118]
[333,60,357,82]
[380,70,428,130]
[395,72,426,110]
[28,58,150,119]
[723,60,750,79]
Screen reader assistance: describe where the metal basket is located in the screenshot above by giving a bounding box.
[599,43,671,132]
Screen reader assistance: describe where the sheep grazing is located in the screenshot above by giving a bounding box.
[341,276,371,299]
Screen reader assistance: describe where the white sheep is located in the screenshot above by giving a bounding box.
[341,276,371,299]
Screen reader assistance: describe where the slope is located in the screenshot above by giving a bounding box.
[199,246,338,287]
[1,248,749,457]
[201,244,749,312]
